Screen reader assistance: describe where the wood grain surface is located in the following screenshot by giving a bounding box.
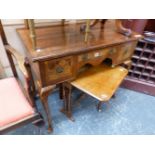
[71,64,128,101]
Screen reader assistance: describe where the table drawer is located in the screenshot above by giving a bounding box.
[115,41,137,64]
[40,56,75,86]
[77,41,137,69]
[78,49,110,62]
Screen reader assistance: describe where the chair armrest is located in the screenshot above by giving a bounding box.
[4,45,28,78]
[5,45,36,107]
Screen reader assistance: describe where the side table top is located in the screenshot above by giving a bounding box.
[17,20,142,62]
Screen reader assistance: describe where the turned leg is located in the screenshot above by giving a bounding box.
[75,93,86,107]
[97,101,111,112]
[27,19,36,50]
[84,20,91,42]
[112,93,116,99]
[59,83,63,100]
[61,83,74,121]
[65,84,72,118]
[64,83,72,117]
[97,101,103,112]
[60,83,67,112]
[39,86,54,132]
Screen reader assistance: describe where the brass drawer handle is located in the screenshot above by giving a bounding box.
[56,66,64,73]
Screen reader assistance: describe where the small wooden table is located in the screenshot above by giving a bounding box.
[65,64,128,114]
[17,20,142,131]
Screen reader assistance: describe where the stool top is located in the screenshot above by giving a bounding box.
[71,64,128,101]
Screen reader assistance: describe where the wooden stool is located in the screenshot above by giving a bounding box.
[62,64,128,119]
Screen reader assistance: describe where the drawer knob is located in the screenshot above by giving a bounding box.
[56,66,64,73]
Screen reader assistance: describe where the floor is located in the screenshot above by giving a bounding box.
[8,87,155,135]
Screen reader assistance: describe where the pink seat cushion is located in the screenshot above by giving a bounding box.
[0,77,34,127]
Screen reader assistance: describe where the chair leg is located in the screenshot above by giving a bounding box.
[32,113,45,127]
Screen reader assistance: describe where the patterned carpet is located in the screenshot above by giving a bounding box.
[8,88,155,135]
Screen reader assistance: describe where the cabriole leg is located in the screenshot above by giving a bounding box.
[39,86,54,132]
